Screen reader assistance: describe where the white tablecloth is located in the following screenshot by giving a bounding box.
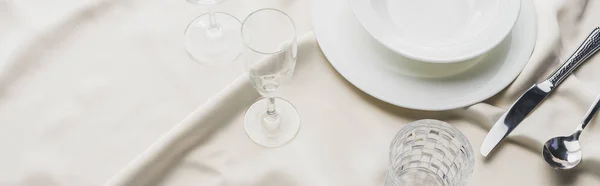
[2,0,600,185]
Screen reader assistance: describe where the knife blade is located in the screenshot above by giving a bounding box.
[481,27,600,157]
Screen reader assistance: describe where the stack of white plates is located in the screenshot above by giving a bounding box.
[311,0,537,111]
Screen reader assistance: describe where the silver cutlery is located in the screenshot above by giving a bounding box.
[542,95,600,169]
[481,27,600,157]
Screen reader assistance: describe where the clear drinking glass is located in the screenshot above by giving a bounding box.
[386,119,475,186]
[241,9,299,147]
[184,0,242,65]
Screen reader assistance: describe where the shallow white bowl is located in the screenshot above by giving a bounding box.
[349,0,521,63]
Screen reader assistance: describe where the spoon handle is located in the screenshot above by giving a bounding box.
[578,95,600,133]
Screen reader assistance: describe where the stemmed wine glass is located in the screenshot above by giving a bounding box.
[241,9,299,147]
[184,0,242,65]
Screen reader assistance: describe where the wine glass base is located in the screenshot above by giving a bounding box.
[244,97,300,147]
[184,12,242,65]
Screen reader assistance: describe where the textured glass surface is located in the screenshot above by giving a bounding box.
[386,119,474,186]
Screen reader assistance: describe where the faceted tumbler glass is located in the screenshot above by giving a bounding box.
[386,119,474,186]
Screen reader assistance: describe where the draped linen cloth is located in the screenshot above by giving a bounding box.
[2,0,600,185]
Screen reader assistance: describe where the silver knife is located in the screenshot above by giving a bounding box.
[481,27,600,157]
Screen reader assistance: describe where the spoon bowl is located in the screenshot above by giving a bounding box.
[542,95,600,169]
[542,135,582,169]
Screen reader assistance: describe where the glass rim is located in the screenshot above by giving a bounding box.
[241,8,297,55]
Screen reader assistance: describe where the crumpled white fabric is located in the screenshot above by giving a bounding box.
[2,0,600,185]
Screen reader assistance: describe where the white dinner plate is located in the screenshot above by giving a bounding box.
[311,0,537,111]
[349,0,521,63]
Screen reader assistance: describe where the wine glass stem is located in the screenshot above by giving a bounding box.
[262,97,280,132]
[206,5,222,37]
[266,97,277,116]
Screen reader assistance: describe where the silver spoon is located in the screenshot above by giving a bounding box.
[543,95,600,169]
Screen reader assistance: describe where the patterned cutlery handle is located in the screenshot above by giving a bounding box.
[547,27,600,87]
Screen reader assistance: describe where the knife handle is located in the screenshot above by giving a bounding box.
[547,27,600,87]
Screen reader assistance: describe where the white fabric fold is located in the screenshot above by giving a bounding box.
[2,0,600,185]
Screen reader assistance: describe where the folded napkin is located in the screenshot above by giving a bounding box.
[107,0,600,185]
